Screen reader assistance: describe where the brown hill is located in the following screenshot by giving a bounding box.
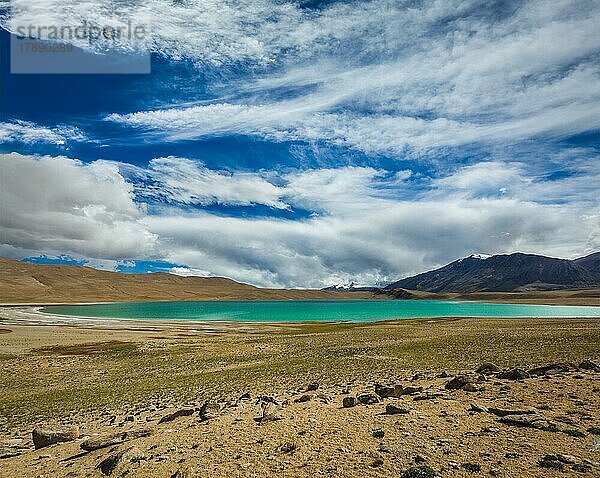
[0,258,372,304]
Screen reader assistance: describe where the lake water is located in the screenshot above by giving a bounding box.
[41,300,600,323]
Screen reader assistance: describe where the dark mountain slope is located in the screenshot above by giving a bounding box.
[385,252,600,293]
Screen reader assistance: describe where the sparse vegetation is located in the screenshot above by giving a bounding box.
[0,317,599,429]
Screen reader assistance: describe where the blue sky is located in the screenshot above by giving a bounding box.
[0,0,599,287]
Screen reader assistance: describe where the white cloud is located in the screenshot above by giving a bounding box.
[2,152,598,287]
[0,153,156,260]
[0,120,86,145]
[97,0,600,156]
[123,156,287,209]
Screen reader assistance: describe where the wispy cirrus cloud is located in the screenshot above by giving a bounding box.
[101,0,600,156]
[0,120,86,145]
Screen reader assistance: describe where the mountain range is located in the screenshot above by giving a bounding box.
[385,252,600,293]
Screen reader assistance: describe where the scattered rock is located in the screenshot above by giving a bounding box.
[158,408,194,424]
[497,368,530,380]
[469,402,488,413]
[497,414,554,430]
[548,454,577,464]
[199,401,221,421]
[277,442,296,454]
[413,391,445,401]
[32,426,79,450]
[81,427,153,451]
[357,393,380,405]
[375,384,395,398]
[342,396,357,408]
[488,407,536,417]
[385,404,411,415]
[372,429,385,439]
[475,362,501,374]
[461,462,481,473]
[306,382,320,391]
[371,458,384,467]
[445,374,478,390]
[528,363,573,376]
[539,454,566,471]
[295,394,312,403]
[579,359,600,372]
[97,446,144,475]
[401,386,424,395]
[414,454,427,464]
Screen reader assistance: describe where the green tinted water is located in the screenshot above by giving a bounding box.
[41,300,600,323]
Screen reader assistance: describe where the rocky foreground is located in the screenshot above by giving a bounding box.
[1,360,599,478]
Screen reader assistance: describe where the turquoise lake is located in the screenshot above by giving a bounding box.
[41,300,600,323]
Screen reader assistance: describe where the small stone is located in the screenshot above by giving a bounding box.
[277,442,296,454]
[497,368,530,380]
[372,429,385,439]
[498,413,554,430]
[475,362,501,374]
[357,393,380,405]
[295,394,312,403]
[401,386,423,395]
[385,404,411,415]
[306,382,319,391]
[158,408,194,424]
[579,359,600,372]
[414,454,427,463]
[342,396,357,408]
[539,455,565,471]
[371,458,384,467]
[375,384,395,398]
[445,374,477,390]
[549,453,577,464]
[528,363,573,376]
[462,462,481,473]
[81,427,153,451]
[199,401,221,421]
[32,426,79,450]
[97,446,144,475]
[469,402,488,413]
[488,407,536,417]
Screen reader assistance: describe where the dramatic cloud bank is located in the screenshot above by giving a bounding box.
[2,153,597,287]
